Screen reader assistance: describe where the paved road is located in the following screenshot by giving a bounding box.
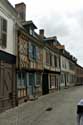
[0,86,83,125]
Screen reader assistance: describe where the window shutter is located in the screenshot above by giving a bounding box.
[33,45,36,60]
[29,42,33,59]
[2,18,7,32]
[2,33,7,47]
[1,18,7,48]
[36,46,39,60]
[54,55,57,67]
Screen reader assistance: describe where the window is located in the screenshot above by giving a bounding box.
[61,73,64,83]
[33,45,36,60]
[29,42,39,61]
[29,27,35,36]
[36,47,40,60]
[46,51,50,65]
[17,72,26,88]
[29,42,33,58]
[50,53,52,66]
[0,17,7,48]
[50,76,55,89]
[29,73,35,86]
[57,57,60,68]
[36,73,41,86]
[17,72,27,98]
[17,72,21,88]
[69,61,75,70]
[54,55,57,67]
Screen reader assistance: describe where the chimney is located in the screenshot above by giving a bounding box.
[15,2,26,22]
[39,29,44,39]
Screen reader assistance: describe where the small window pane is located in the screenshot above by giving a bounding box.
[2,18,7,32]
[2,33,7,47]
[36,74,41,85]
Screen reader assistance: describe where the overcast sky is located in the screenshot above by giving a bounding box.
[9,0,83,66]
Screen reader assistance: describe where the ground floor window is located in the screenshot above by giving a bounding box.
[61,73,64,83]
[17,71,27,98]
[36,73,42,86]
[29,73,35,86]
[50,75,55,89]
[17,71,26,88]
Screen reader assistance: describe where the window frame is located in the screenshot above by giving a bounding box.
[0,16,7,48]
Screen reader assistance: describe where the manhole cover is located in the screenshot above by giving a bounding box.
[46,107,53,111]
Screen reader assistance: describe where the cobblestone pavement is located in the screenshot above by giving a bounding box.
[0,86,83,125]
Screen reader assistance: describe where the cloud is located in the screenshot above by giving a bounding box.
[9,0,83,66]
[36,12,70,37]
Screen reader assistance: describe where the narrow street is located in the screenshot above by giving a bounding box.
[0,86,83,125]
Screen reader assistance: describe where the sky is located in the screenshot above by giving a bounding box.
[9,0,83,66]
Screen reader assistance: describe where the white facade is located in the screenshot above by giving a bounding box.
[61,56,69,72]
[0,0,17,55]
[60,55,76,87]
[61,55,75,74]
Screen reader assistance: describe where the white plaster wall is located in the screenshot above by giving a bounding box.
[61,56,75,74]
[0,2,16,55]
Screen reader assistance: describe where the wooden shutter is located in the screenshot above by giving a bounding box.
[33,45,36,60]
[29,42,33,59]
[1,18,7,48]
[36,47,40,60]
[54,55,57,67]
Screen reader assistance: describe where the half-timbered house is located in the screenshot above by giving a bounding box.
[15,3,44,100]
[16,27,29,103]
[22,21,44,99]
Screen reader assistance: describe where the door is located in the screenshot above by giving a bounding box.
[0,61,15,112]
[29,73,35,97]
[42,73,49,95]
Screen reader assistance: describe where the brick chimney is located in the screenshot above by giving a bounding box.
[39,29,44,39]
[15,2,26,22]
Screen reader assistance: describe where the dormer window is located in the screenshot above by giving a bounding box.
[0,17,7,48]
[29,27,36,37]
[29,27,33,35]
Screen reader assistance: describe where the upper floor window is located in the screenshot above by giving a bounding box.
[50,53,52,66]
[46,51,50,65]
[54,55,57,67]
[29,42,39,61]
[0,17,7,48]
[30,28,33,36]
[69,61,75,70]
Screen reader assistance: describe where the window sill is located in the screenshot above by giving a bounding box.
[35,85,40,88]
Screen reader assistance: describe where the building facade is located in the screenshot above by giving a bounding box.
[0,0,83,112]
[41,35,61,95]
[0,0,17,112]
[15,2,44,101]
[75,64,83,85]
[60,50,77,88]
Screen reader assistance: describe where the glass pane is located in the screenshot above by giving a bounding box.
[29,73,35,85]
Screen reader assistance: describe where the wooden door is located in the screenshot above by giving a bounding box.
[0,61,16,112]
